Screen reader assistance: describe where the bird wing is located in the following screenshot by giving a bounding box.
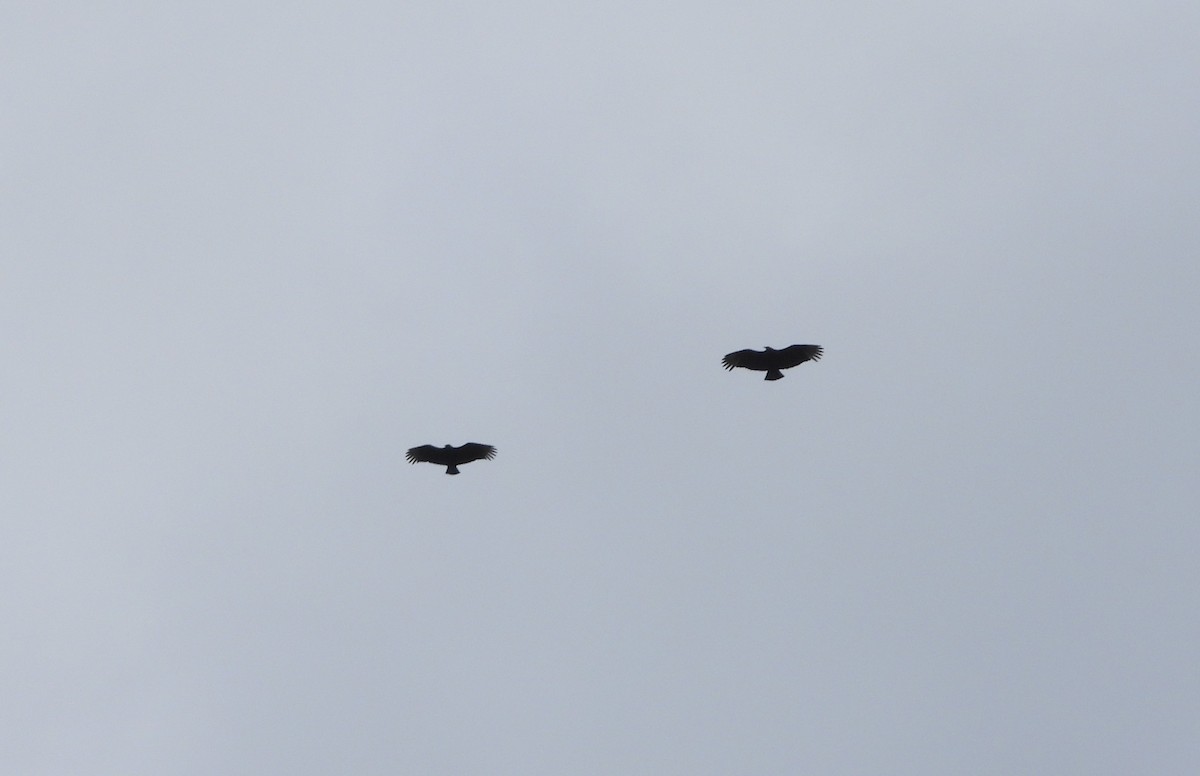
[451,443,497,464]
[722,348,769,371]
[774,344,823,368]
[406,444,451,465]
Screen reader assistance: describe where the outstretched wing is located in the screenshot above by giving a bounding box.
[451,443,497,464]
[774,344,823,369]
[722,348,770,371]
[406,444,451,465]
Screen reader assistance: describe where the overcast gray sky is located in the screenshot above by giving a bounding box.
[3,2,1198,774]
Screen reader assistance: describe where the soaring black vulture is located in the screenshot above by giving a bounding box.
[406,443,497,475]
[722,344,823,381]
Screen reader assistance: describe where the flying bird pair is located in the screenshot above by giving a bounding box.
[408,343,822,474]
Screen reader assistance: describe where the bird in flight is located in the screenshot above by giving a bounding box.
[722,344,823,381]
[406,443,497,475]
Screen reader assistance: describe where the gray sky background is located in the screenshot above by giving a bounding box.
[3,2,1198,774]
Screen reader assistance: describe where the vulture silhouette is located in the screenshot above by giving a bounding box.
[722,344,823,380]
[406,443,497,475]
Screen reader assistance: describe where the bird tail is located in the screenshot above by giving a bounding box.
[445,464,460,475]
[765,370,784,381]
